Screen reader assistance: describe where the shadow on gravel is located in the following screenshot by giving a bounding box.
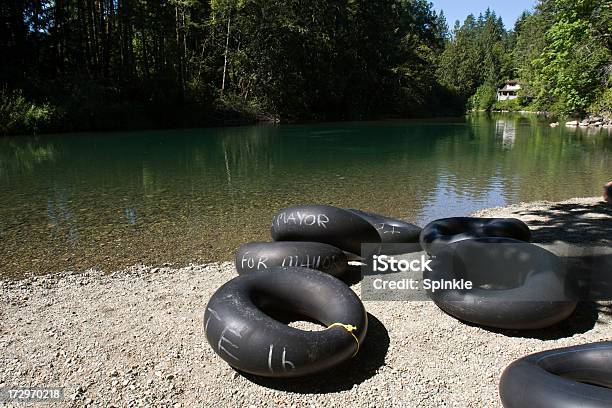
[462,301,606,340]
[513,201,612,246]
[238,312,389,393]
[497,200,612,339]
[565,253,612,302]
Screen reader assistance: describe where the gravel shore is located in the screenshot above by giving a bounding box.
[1,197,610,407]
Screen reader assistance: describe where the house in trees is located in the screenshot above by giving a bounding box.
[497,80,521,101]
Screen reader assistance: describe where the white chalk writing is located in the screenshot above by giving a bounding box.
[267,344,295,373]
[282,347,295,371]
[281,254,337,270]
[375,223,401,235]
[206,308,241,361]
[204,308,221,332]
[218,327,241,361]
[275,211,330,228]
[268,345,274,374]
[384,226,400,235]
[240,251,269,270]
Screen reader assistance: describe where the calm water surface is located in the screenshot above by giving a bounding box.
[1,113,611,277]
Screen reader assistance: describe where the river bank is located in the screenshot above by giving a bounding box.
[1,197,610,407]
[476,107,612,129]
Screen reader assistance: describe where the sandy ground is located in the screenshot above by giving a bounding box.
[1,197,611,407]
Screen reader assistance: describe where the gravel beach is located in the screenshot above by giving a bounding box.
[1,197,611,407]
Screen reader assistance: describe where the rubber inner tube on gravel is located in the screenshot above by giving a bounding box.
[419,217,531,254]
[499,341,612,408]
[425,237,577,330]
[271,204,421,255]
[235,241,348,277]
[346,209,423,255]
[345,209,421,243]
[204,267,368,377]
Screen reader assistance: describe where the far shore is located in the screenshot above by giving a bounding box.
[1,196,610,407]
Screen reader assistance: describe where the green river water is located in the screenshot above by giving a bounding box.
[1,113,610,277]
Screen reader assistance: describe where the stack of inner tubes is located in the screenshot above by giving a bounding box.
[271,204,422,256]
[206,204,420,378]
[234,204,423,278]
[418,216,603,404]
[204,204,605,402]
[425,237,578,329]
[419,217,580,329]
[419,217,532,255]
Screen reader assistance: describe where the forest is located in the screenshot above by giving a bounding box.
[1,0,611,135]
[439,0,611,116]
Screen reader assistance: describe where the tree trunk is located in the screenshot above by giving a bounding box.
[176,4,185,100]
[221,14,231,94]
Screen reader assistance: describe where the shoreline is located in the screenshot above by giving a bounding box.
[1,113,466,138]
[1,196,610,407]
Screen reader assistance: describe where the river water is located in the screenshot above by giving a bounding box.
[1,113,610,277]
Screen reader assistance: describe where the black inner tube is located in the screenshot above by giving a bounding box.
[271,204,421,255]
[204,267,368,377]
[425,237,578,330]
[500,342,612,408]
[235,241,348,277]
[345,208,421,243]
[536,345,612,389]
[271,205,380,255]
[420,217,532,254]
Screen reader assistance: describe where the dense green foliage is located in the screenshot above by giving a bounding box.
[437,10,515,102]
[0,89,55,134]
[440,0,611,116]
[528,0,611,115]
[2,0,611,134]
[1,0,456,134]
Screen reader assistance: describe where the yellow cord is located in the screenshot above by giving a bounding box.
[327,323,360,357]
